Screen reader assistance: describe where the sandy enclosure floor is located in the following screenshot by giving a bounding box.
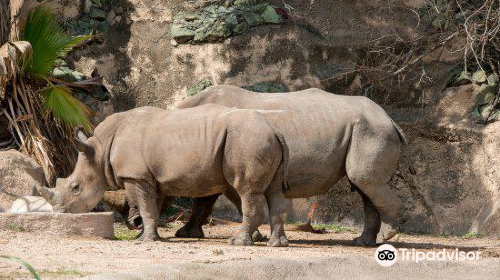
[0,222,499,279]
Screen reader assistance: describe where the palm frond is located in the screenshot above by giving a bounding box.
[43,85,91,130]
[20,6,90,78]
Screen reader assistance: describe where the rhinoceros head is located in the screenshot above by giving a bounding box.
[38,129,107,213]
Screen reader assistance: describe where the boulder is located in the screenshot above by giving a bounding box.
[472,70,487,84]
[475,84,497,105]
[90,8,107,21]
[0,150,46,212]
[84,0,93,13]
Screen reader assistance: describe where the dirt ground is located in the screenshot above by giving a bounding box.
[0,222,499,279]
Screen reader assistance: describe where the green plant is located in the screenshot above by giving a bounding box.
[0,4,96,182]
[312,224,357,233]
[42,268,81,277]
[114,224,139,241]
[7,224,26,232]
[459,232,484,239]
[0,255,41,280]
[21,6,91,129]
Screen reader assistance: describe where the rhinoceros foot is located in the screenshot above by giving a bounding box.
[353,235,377,247]
[381,228,398,241]
[379,221,399,242]
[251,230,267,242]
[267,236,289,247]
[136,231,160,242]
[228,232,254,246]
[175,225,205,238]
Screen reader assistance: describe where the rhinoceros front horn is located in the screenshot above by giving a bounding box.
[35,183,55,205]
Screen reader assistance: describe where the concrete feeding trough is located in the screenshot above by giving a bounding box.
[0,212,115,239]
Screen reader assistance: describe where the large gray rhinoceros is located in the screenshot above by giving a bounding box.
[176,85,415,246]
[37,104,291,246]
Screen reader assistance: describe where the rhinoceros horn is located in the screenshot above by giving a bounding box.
[35,183,55,205]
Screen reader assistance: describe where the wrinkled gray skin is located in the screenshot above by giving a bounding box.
[176,85,415,246]
[37,104,291,246]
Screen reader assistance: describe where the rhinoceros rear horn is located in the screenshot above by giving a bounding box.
[35,183,55,205]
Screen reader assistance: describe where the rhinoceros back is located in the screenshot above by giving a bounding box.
[101,105,239,196]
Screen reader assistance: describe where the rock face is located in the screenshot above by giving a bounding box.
[68,0,427,111]
[0,150,46,212]
[0,212,114,239]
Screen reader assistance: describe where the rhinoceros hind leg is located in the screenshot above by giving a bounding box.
[228,192,266,246]
[345,128,403,241]
[351,184,380,247]
[264,184,289,247]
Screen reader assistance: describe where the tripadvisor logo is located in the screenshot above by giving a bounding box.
[375,244,397,267]
[375,244,482,267]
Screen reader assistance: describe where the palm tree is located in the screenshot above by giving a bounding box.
[0,3,95,183]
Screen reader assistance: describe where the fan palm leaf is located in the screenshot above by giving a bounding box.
[21,6,89,78]
[43,85,91,130]
[19,6,92,130]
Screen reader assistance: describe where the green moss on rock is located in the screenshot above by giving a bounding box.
[171,2,284,44]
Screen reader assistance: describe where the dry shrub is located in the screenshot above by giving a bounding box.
[347,0,499,112]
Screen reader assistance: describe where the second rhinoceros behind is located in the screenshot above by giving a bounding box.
[37,104,290,246]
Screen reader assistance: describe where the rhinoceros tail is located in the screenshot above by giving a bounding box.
[391,121,416,175]
[274,131,291,194]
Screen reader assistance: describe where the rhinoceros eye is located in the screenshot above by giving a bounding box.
[71,184,81,194]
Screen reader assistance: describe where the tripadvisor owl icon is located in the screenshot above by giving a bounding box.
[375,244,398,266]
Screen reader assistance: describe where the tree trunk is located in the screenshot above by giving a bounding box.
[0,0,10,45]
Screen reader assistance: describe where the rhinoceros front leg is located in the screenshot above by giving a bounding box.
[228,192,266,246]
[123,179,160,242]
[265,184,289,247]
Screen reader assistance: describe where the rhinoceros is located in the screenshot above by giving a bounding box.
[37,104,291,246]
[174,85,415,246]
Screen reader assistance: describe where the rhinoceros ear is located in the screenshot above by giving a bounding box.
[75,138,95,159]
[75,128,95,158]
[75,126,88,141]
